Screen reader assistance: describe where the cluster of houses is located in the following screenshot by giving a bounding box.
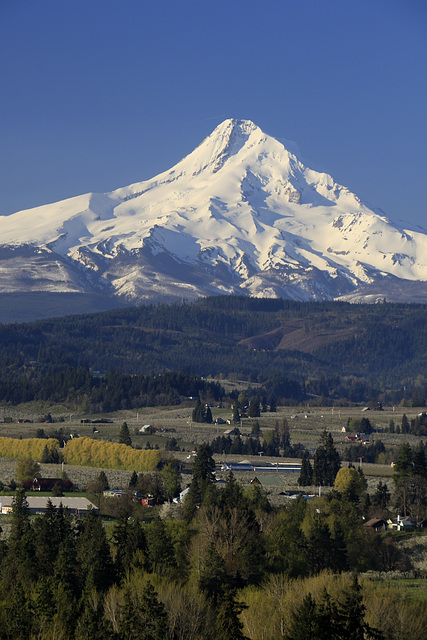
[364,515,423,531]
[344,434,370,443]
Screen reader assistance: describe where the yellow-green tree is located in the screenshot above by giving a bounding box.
[334,467,366,503]
[15,458,41,485]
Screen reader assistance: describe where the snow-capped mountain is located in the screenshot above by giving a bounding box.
[1,118,427,311]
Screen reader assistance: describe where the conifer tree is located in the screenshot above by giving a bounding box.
[337,573,381,640]
[215,588,248,640]
[192,398,201,422]
[119,422,132,446]
[298,452,313,486]
[248,395,260,417]
[146,516,176,576]
[198,543,227,606]
[313,430,341,486]
[232,404,240,423]
[128,470,138,488]
[282,593,320,640]
[373,481,391,510]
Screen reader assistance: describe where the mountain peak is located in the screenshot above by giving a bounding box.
[0,118,426,315]
[183,117,262,175]
[213,118,259,136]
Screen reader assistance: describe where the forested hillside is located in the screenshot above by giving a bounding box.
[0,296,426,407]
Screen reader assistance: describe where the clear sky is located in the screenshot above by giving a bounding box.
[1,0,426,229]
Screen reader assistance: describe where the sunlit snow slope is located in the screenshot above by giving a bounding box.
[1,118,426,305]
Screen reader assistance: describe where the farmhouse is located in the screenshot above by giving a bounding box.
[0,496,98,515]
[139,424,152,433]
[364,518,388,532]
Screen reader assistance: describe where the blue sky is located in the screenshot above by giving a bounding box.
[1,0,426,229]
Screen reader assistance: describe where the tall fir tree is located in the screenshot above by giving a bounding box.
[298,452,313,486]
[119,421,132,446]
[313,430,341,486]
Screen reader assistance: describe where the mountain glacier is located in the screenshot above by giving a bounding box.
[1,118,427,309]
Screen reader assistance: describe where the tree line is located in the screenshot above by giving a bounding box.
[0,369,224,413]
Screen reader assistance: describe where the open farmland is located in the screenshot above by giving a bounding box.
[0,401,423,496]
[1,400,423,452]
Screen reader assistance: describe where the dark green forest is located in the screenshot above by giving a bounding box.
[0,296,426,409]
[0,440,426,640]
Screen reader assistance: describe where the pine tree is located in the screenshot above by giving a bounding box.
[401,413,410,433]
[97,470,109,490]
[215,588,248,640]
[193,443,216,485]
[248,395,260,417]
[192,399,204,422]
[128,470,138,488]
[146,516,176,576]
[278,417,291,453]
[313,430,341,486]
[232,404,240,423]
[282,593,320,640]
[298,452,313,486]
[373,481,391,510]
[337,573,382,640]
[119,422,132,446]
[112,514,147,579]
[198,543,226,606]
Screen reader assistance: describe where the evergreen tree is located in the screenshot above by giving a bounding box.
[146,516,176,576]
[413,444,427,477]
[278,417,291,453]
[393,442,413,481]
[192,399,204,423]
[260,395,268,412]
[248,395,260,418]
[282,593,321,640]
[139,580,169,640]
[2,490,37,588]
[215,588,248,640]
[198,543,227,606]
[401,413,410,434]
[306,516,335,574]
[193,443,216,486]
[112,514,147,579]
[128,470,138,488]
[97,470,109,491]
[373,481,391,511]
[337,573,382,640]
[232,403,240,423]
[76,510,114,592]
[313,430,341,486]
[298,452,313,486]
[119,421,132,446]
[120,581,168,639]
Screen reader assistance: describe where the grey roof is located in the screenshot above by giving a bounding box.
[0,496,97,511]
